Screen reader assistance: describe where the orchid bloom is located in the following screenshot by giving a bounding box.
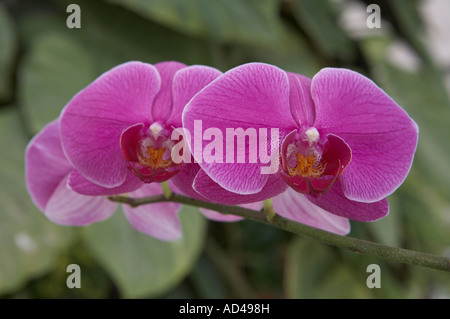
[183,63,418,233]
[25,120,183,241]
[59,61,221,193]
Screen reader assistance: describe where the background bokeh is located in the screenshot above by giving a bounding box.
[0,0,449,298]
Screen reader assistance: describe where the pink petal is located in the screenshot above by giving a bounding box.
[287,72,315,127]
[25,120,73,211]
[169,163,208,201]
[120,123,144,162]
[320,134,352,176]
[45,175,117,226]
[123,184,182,241]
[306,134,352,196]
[25,119,118,226]
[273,188,350,235]
[193,169,288,205]
[60,61,161,188]
[200,202,263,222]
[200,209,243,222]
[312,68,418,202]
[167,65,222,128]
[182,62,295,194]
[152,61,187,123]
[307,181,389,222]
[281,175,310,194]
[68,170,143,196]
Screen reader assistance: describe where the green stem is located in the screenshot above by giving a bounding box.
[108,193,450,272]
[263,199,275,224]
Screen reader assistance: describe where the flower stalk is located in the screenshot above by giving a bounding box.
[161,181,173,200]
[108,193,450,272]
[263,199,276,224]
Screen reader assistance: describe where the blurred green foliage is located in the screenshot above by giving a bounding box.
[0,0,449,299]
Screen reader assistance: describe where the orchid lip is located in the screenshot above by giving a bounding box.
[281,129,352,197]
[120,122,182,183]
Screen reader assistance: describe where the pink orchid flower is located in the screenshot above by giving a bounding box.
[183,63,419,229]
[59,61,221,192]
[26,120,183,241]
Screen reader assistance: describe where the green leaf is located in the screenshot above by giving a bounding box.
[19,32,95,134]
[81,205,206,298]
[292,0,356,62]
[0,4,17,102]
[0,108,73,295]
[386,0,449,103]
[105,0,281,46]
[387,0,430,64]
[61,0,215,70]
[18,0,217,134]
[244,21,321,77]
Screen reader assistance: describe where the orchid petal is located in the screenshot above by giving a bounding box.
[25,120,73,211]
[200,209,243,222]
[287,72,315,127]
[167,65,222,128]
[68,170,143,196]
[45,175,117,226]
[273,188,350,235]
[169,163,208,201]
[200,201,263,222]
[307,181,389,222]
[120,123,145,162]
[312,68,418,202]
[60,61,161,188]
[152,61,186,123]
[183,62,295,194]
[320,134,352,176]
[193,169,288,205]
[123,184,182,241]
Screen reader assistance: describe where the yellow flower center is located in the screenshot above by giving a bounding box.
[287,153,326,178]
[138,146,172,169]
